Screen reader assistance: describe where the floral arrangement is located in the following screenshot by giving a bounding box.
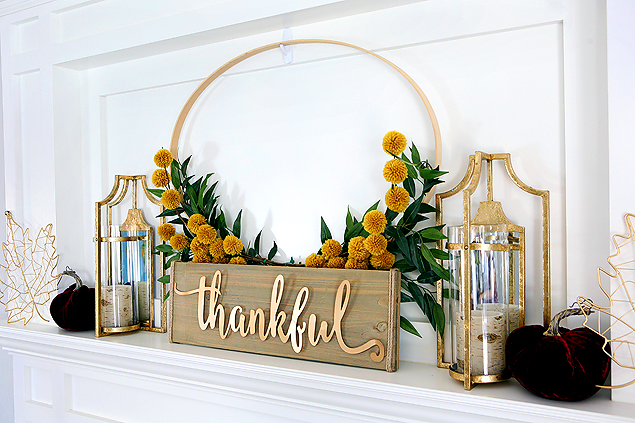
[148,131,448,337]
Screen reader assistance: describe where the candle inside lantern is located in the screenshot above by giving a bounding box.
[455,310,506,375]
[478,303,520,332]
[100,285,134,327]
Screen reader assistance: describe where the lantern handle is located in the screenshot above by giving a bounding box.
[435,151,552,375]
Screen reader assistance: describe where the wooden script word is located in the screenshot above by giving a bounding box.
[168,263,400,371]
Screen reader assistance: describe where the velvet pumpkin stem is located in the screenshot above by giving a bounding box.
[544,304,593,337]
[58,266,83,289]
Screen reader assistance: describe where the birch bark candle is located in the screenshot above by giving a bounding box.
[100,285,134,327]
[477,303,521,332]
[455,310,506,375]
[136,280,149,322]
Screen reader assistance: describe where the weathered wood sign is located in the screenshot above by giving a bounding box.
[168,262,400,371]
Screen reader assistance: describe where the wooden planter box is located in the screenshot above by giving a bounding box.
[168,262,400,371]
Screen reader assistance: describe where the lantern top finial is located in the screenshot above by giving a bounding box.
[120,208,151,232]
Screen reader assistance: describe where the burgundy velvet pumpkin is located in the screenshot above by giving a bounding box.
[50,268,95,331]
[505,307,610,401]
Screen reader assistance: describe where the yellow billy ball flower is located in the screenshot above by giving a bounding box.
[170,234,189,251]
[197,225,217,244]
[326,256,346,269]
[190,236,208,256]
[151,169,170,188]
[345,259,368,270]
[321,239,342,260]
[223,235,243,256]
[187,214,207,235]
[383,159,408,184]
[212,256,229,264]
[305,253,325,268]
[371,251,395,270]
[229,256,247,265]
[209,238,225,258]
[382,131,408,156]
[363,210,387,234]
[364,233,388,256]
[348,236,370,261]
[385,186,410,213]
[161,189,181,210]
[154,148,173,168]
[192,253,211,263]
[157,223,176,242]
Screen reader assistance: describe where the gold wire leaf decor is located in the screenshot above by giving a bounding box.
[0,211,61,325]
[578,213,635,388]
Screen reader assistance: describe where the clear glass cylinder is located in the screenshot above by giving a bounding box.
[100,225,139,329]
[447,224,521,377]
[120,228,150,325]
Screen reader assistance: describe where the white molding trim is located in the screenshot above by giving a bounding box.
[0,0,54,18]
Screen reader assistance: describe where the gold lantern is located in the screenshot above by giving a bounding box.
[94,175,167,337]
[435,152,550,390]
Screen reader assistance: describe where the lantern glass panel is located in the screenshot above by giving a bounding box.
[448,224,521,377]
[445,226,462,364]
[121,228,150,324]
[100,225,140,329]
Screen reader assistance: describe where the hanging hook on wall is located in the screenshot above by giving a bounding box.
[279,28,293,64]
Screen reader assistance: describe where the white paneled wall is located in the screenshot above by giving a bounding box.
[0,0,633,421]
[4,0,607,326]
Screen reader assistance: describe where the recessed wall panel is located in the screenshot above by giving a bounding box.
[24,367,52,406]
[68,374,288,422]
[11,17,39,55]
[15,70,57,255]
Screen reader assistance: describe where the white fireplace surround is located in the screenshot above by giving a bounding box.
[1,0,634,421]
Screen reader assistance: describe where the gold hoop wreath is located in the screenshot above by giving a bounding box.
[169,38,442,203]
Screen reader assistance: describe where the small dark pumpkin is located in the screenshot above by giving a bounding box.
[505,307,610,401]
[50,267,95,331]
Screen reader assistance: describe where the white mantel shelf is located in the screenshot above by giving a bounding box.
[0,321,633,423]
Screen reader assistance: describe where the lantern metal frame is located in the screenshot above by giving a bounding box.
[435,152,551,390]
[94,175,167,337]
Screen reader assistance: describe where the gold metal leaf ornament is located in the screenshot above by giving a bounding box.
[578,213,635,388]
[0,211,61,324]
